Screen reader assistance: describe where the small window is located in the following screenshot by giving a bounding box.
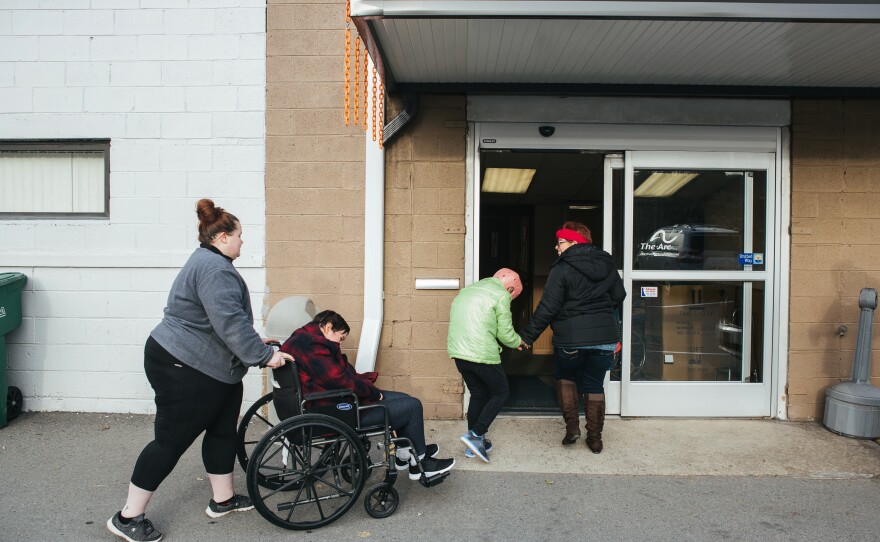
[0,139,110,218]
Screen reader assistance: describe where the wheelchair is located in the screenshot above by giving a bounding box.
[236,342,450,530]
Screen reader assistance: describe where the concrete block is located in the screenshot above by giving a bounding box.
[385,189,412,215]
[161,61,214,86]
[0,11,10,34]
[437,241,465,268]
[267,29,339,56]
[185,86,239,112]
[239,34,265,60]
[164,9,216,35]
[213,60,264,85]
[385,215,412,243]
[114,9,164,35]
[111,145,160,172]
[14,61,64,87]
[160,112,212,138]
[141,0,189,7]
[0,88,33,112]
[267,4,342,31]
[159,145,213,171]
[410,242,437,268]
[237,86,265,112]
[215,8,266,34]
[39,36,90,61]
[12,9,62,35]
[0,36,38,62]
[65,61,110,86]
[136,35,188,61]
[188,35,241,61]
[266,82,341,109]
[135,87,186,112]
[84,87,134,112]
[32,88,83,113]
[89,36,138,61]
[62,9,114,35]
[0,63,12,86]
[212,111,264,138]
[412,162,465,188]
[411,322,449,350]
[125,113,161,138]
[111,62,162,87]
[212,145,264,172]
[265,134,361,163]
[267,56,339,83]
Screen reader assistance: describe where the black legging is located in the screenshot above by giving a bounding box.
[455,359,509,436]
[130,337,243,492]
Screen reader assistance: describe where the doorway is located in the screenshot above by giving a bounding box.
[470,123,781,417]
[479,150,613,412]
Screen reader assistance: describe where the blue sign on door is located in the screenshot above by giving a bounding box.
[738,253,764,265]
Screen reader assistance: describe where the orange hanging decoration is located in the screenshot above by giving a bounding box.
[353,37,361,126]
[371,67,378,142]
[362,48,369,131]
[344,27,351,125]
[378,80,385,149]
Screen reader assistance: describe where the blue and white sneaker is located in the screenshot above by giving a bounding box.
[460,430,489,463]
[464,438,493,458]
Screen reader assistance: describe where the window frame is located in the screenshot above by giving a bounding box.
[0,139,111,219]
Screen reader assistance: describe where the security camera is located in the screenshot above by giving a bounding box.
[538,125,555,137]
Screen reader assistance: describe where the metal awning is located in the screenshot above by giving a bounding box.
[351,1,880,96]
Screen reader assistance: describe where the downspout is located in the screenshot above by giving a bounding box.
[354,93,419,372]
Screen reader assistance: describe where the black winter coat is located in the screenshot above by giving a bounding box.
[520,243,627,348]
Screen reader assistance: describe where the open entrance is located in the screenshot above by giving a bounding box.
[479,150,621,413]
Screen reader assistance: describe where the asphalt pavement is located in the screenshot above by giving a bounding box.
[1,412,878,542]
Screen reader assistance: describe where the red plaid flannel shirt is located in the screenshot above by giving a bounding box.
[280,323,381,404]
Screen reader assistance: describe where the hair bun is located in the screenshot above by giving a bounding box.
[196,198,222,225]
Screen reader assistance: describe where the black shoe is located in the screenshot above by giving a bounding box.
[394,443,439,470]
[408,456,455,481]
[205,494,254,518]
[107,512,162,542]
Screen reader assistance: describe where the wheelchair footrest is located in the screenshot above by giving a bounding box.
[418,471,449,488]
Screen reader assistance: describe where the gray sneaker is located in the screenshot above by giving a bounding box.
[460,430,489,463]
[464,438,493,458]
[205,494,254,518]
[107,512,162,542]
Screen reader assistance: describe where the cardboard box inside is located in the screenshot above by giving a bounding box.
[642,284,740,381]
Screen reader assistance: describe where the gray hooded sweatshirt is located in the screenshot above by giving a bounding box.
[150,246,273,383]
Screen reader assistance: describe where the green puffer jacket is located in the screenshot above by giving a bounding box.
[447,277,522,364]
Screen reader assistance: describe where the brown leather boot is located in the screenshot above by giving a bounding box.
[555,379,581,445]
[584,393,606,454]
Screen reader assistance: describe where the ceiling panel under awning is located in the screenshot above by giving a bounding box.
[351,2,880,94]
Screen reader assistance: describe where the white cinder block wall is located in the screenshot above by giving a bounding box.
[0,1,269,413]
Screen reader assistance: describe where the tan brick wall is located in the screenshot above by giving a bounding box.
[266,0,366,349]
[380,94,467,419]
[789,99,880,420]
[266,1,466,419]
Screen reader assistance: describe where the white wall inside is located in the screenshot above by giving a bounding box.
[0,2,269,413]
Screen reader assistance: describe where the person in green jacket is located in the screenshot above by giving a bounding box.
[447,268,524,462]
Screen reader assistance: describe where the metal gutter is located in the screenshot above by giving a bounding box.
[354,127,386,374]
[382,92,418,145]
[350,1,880,21]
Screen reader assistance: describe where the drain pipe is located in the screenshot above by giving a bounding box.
[355,131,385,373]
[355,93,418,372]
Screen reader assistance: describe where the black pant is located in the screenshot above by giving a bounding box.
[359,390,427,456]
[455,359,509,436]
[130,337,243,492]
[554,346,614,394]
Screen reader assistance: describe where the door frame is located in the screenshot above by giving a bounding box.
[466,121,790,418]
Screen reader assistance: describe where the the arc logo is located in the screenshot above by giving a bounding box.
[649,230,681,244]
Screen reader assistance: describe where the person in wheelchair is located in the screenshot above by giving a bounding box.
[280,310,455,481]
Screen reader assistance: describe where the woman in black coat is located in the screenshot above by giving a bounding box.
[519,221,627,453]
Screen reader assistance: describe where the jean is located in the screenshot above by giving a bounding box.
[454,359,509,436]
[131,337,243,491]
[359,390,428,456]
[554,346,614,394]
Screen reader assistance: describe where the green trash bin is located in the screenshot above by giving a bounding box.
[0,272,27,428]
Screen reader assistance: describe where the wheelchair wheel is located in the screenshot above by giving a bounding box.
[247,413,368,530]
[364,483,399,519]
[237,392,274,476]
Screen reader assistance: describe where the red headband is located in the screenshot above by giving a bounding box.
[556,228,589,244]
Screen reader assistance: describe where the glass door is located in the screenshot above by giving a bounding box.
[620,151,775,417]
